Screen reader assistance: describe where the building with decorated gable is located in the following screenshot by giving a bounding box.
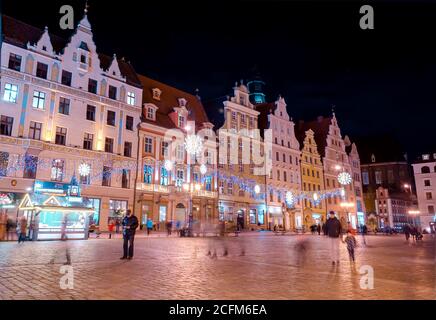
[217,81,268,230]
[0,12,142,231]
[295,127,327,229]
[297,113,358,230]
[255,96,302,230]
[136,75,218,230]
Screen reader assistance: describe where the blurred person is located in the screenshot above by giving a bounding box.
[146,218,153,236]
[17,215,27,243]
[108,219,115,239]
[121,210,138,260]
[166,220,172,236]
[317,224,321,235]
[325,211,342,265]
[343,230,357,263]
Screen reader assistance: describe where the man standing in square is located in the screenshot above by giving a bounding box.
[325,211,342,265]
[121,210,139,260]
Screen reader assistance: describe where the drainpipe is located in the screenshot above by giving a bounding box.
[132,122,141,217]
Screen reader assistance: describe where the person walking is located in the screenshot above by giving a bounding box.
[108,220,115,239]
[325,211,342,265]
[404,224,411,241]
[146,218,153,236]
[343,230,357,263]
[166,220,172,236]
[120,210,138,260]
[317,224,321,235]
[115,219,120,234]
[17,215,27,243]
[361,224,367,245]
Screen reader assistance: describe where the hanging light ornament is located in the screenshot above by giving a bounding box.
[200,164,207,175]
[78,163,90,177]
[164,160,173,171]
[337,171,352,185]
[254,184,261,194]
[313,192,319,202]
[184,134,203,156]
[286,191,294,206]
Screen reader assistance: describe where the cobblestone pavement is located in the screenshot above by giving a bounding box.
[0,234,434,300]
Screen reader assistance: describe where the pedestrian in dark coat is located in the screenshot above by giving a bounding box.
[317,224,321,235]
[325,211,342,265]
[404,224,411,241]
[343,231,357,262]
[120,210,139,260]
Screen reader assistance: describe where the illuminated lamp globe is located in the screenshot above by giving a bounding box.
[200,164,207,175]
[254,184,261,194]
[337,172,352,185]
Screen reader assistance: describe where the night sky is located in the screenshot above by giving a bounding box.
[2,0,436,158]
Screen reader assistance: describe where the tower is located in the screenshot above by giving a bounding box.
[247,67,266,104]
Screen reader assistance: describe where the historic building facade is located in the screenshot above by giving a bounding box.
[297,128,326,229]
[0,14,143,231]
[297,114,358,229]
[412,153,436,233]
[135,75,218,230]
[217,82,267,230]
[256,97,302,230]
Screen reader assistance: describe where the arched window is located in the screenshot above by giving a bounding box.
[421,166,430,174]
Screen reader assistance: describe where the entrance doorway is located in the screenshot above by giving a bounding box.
[175,203,186,227]
[237,209,245,230]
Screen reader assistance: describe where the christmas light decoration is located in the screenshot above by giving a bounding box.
[164,160,173,171]
[200,164,207,175]
[184,134,203,155]
[254,184,261,194]
[78,163,90,177]
[286,191,294,206]
[337,171,352,185]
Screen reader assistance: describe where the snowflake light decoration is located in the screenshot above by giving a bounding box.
[337,172,352,185]
[254,184,261,194]
[78,163,90,177]
[200,164,207,175]
[184,134,203,155]
[286,191,294,206]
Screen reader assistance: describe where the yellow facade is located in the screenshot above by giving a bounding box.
[300,129,326,229]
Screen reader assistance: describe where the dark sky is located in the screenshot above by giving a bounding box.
[2,0,436,158]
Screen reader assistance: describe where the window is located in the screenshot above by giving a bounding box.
[122,169,130,189]
[0,116,13,136]
[282,154,286,162]
[86,105,96,121]
[205,176,212,191]
[161,141,169,157]
[55,127,67,145]
[146,107,155,120]
[80,54,87,64]
[51,159,64,181]
[124,141,132,157]
[8,53,22,71]
[152,88,161,100]
[83,133,93,150]
[32,91,45,109]
[159,206,167,222]
[144,137,153,153]
[362,171,369,185]
[424,179,431,187]
[249,209,256,224]
[29,121,42,140]
[160,167,169,186]
[125,115,134,131]
[109,200,127,217]
[426,192,433,200]
[23,155,38,179]
[427,205,435,214]
[178,114,185,128]
[240,114,245,124]
[176,144,184,161]
[227,182,233,195]
[176,169,184,187]
[421,166,430,174]
[3,83,19,103]
[276,152,279,161]
[107,110,116,126]
[283,171,287,182]
[127,92,135,105]
[249,117,254,128]
[61,70,72,86]
[0,152,9,177]
[143,165,153,184]
[102,166,112,186]
[36,62,48,79]
[422,154,430,160]
[375,171,382,184]
[58,97,70,115]
[108,85,117,100]
[88,79,97,94]
[105,137,114,153]
[219,180,225,194]
[277,170,280,181]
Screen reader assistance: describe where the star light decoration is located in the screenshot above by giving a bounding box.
[78,163,90,177]
[184,134,203,156]
[337,172,352,185]
[286,191,294,206]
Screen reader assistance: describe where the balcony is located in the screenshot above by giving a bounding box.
[137,183,169,193]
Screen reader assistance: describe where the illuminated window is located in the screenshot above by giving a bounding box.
[144,137,153,153]
[51,159,64,181]
[127,92,135,105]
[146,107,155,120]
[176,169,184,187]
[55,127,67,145]
[3,83,18,103]
[32,91,45,109]
[178,114,185,128]
[143,165,153,184]
[160,167,168,186]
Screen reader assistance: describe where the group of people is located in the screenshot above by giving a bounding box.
[403,224,423,241]
[0,214,29,243]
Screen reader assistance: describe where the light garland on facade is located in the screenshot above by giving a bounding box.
[184,134,203,156]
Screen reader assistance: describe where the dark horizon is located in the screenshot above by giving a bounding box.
[2,0,436,159]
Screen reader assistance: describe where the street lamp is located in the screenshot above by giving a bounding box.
[404,184,412,194]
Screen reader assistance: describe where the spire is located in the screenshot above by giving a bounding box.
[78,0,92,30]
[331,104,336,116]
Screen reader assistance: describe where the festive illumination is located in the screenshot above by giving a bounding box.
[184,134,203,155]
[195,183,201,191]
[164,160,173,171]
[254,184,261,194]
[200,164,207,175]
[337,172,352,185]
[78,163,91,177]
[286,191,294,205]
[313,192,319,202]
[183,183,190,191]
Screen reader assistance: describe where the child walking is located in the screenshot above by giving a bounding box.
[343,231,357,262]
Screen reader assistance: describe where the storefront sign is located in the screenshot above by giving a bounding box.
[34,181,69,195]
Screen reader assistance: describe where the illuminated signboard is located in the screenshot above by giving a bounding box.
[34,181,69,195]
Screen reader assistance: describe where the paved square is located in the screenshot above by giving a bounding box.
[0,234,434,300]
